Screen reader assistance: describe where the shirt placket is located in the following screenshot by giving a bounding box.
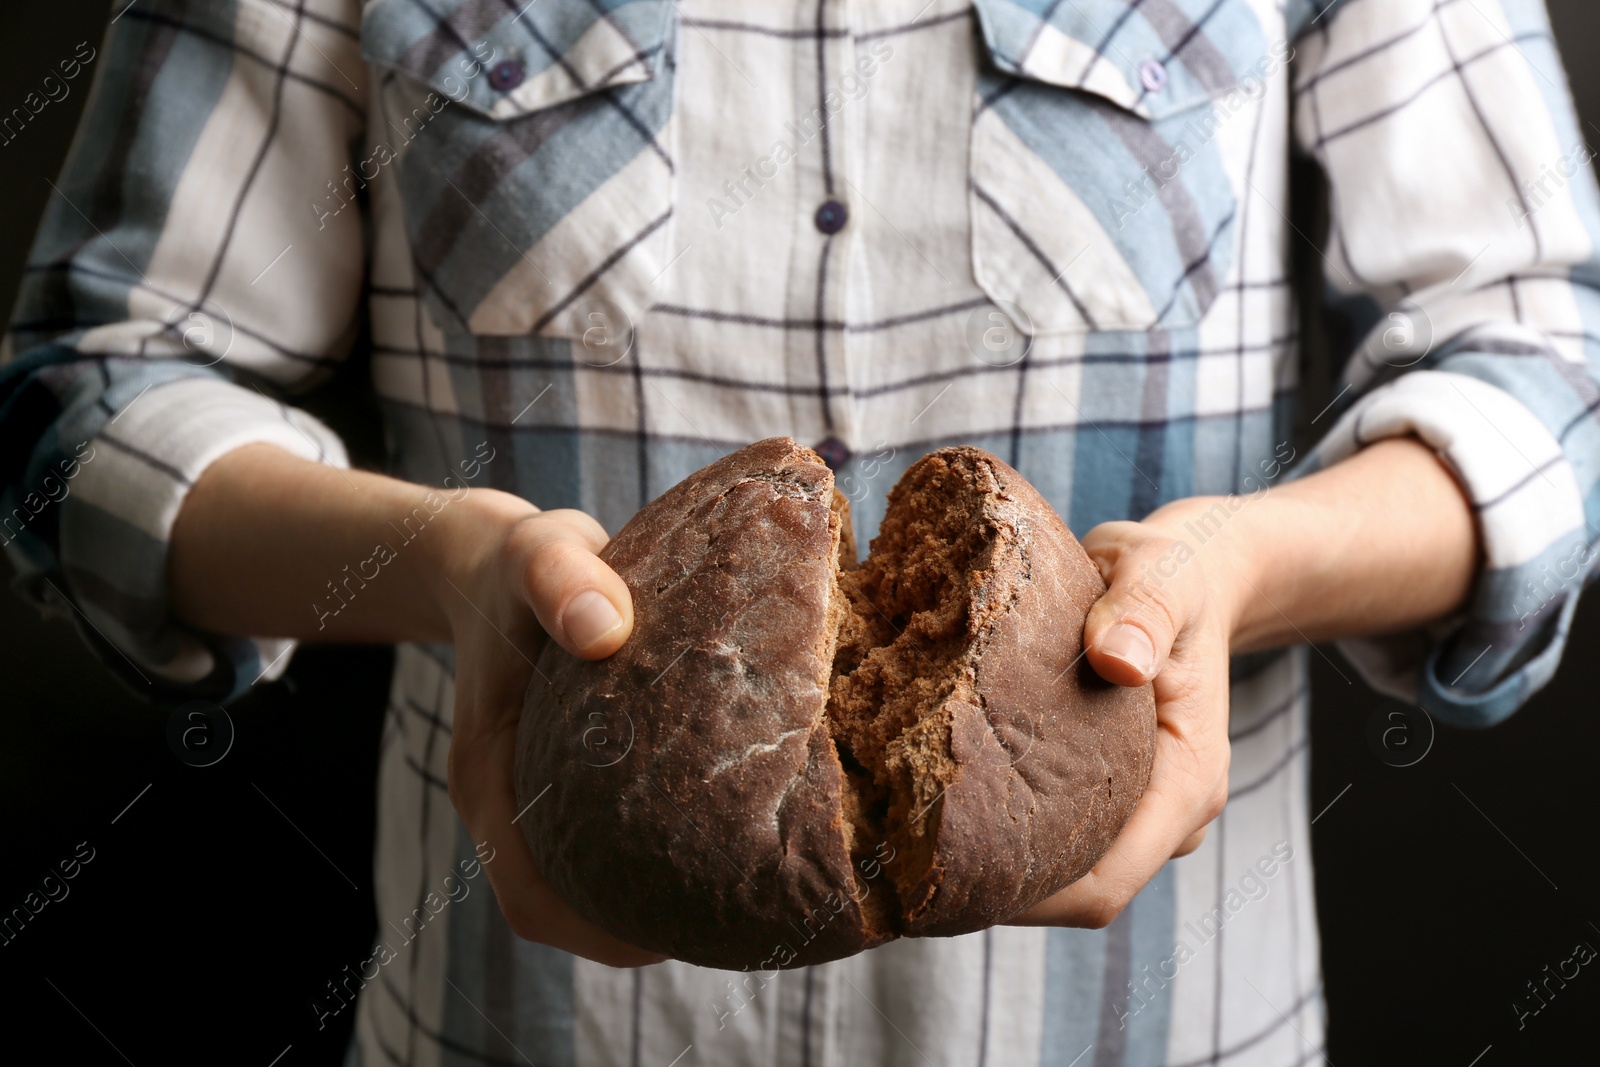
[782,0,861,465]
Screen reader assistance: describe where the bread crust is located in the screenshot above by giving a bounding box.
[515,438,1156,969]
[515,439,879,968]
[895,447,1158,936]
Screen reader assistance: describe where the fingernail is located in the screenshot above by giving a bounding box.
[1099,625,1155,679]
[564,590,624,651]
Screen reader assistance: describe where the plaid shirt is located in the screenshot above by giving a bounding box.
[5,0,1599,1063]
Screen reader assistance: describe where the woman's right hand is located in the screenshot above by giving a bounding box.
[428,489,665,967]
[172,444,660,965]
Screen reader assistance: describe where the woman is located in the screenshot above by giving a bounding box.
[4,0,1597,1063]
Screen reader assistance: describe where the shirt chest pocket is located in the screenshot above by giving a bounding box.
[360,0,678,339]
[968,0,1284,334]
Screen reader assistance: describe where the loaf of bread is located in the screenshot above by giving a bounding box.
[514,438,1155,970]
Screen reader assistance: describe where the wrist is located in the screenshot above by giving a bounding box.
[1140,493,1267,647]
[424,487,541,636]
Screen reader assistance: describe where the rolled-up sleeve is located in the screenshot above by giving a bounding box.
[1290,0,1600,726]
[0,0,367,701]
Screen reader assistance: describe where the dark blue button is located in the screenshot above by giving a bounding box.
[1139,58,1167,93]
[488,59,525,92]
[814,199,849,235]
[814,437,849,470]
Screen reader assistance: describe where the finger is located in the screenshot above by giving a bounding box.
[1011,725,1229,928]
[478,756,664,966]
[448,673,664,967]
[1173,824,1208,857]
[1010,623,1231,928]
[487,863,665,966]
[1079,523,1203,687]
[539,507,611,554]
[510,511,634,659]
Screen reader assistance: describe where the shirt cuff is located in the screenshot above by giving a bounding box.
[35,376,349,701]
[1301,369,1590,727]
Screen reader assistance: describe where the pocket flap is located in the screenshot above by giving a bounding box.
[971,0,1273,121]
[361,0,673,120]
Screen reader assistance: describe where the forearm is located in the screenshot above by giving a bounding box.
[168,443,529,643]
[165,445,648,964]
[1143,437,1479,654]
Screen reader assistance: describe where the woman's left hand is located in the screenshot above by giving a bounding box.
[1011,497,1248,928]
[1013,436,1480,929]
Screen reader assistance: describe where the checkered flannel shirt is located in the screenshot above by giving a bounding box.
[4,0,1599,1064]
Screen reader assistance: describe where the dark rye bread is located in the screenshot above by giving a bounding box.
[515,438,1155,969]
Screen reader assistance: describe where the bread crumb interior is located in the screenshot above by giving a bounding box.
[822,454,1006,935]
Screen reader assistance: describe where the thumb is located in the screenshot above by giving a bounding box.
[1080,522,1198,687]
[513,510,635,659]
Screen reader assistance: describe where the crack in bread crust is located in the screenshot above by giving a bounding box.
[821,450,1042,927]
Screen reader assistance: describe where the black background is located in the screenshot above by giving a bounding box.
[2,3,1598,1064]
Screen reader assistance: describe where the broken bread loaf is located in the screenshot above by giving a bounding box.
[514,438,1156,969]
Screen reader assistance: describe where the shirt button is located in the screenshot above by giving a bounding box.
[488,59,525,92]
[1139,59,1168,93]
[814,437,850,470]
[814,199,849,235]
